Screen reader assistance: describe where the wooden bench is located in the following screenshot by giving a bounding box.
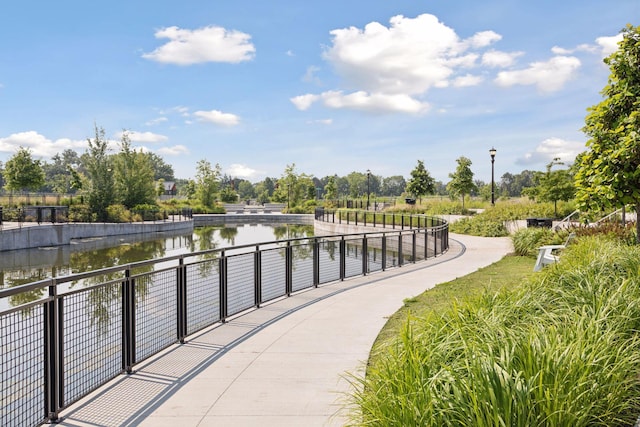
[533,233,575,272]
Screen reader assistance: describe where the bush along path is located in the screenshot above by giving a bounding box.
[349,236,640,427]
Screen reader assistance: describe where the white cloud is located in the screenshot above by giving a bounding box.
[142,25,255,65]
[193,110,240,126]
[482,50,523,67]
[596,34,623,57]
[311,119,333,125]
[145,117,168,126]
[0,131,86,158]
[303,66,322,85]
[292,90,428,114]
[517,137,585,165]
[494,56,581,92]
[157,145,189,155]
[286,50,295,57]
[322,14,501,96]
[453,74,483,87]
[226,163,257,178]
[121,131,168,143]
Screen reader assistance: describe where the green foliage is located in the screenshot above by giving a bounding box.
[350,238,640,426]
[219,186,238,203]
[575,25,640,241]
[2,147,45,191]
[195,159,221,208]
[449,215,509,237]
[406,160,435,201]
[84,125,115,222]
[113,131,157,209]
[447,156,476,209]
[511,228,565,256]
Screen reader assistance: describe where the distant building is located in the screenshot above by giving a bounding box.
[163,181,177,196]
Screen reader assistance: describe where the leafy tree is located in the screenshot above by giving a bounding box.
[575,24,640,241]
[147,152,175,181]
[113,131,156,209]
[237,180,256,200]
[406,160,435,203]
[42,149,82,194]
[0,161,4,189]
[346,171,367,198]
[195,159,221,207]
[381,175,406,197]
[84,125,115,221]
[2,147,45,192]
[323,175,338,204]
[219,187,238,203]
[527,159,575,217]
[447,156,477,209]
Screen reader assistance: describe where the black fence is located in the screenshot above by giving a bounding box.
[0,211,448,427]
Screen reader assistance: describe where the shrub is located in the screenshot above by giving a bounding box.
[511,227,566,256]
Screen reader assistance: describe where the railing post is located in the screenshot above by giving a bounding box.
[362,236,368,275]
[434,229,438,256]
[177,258,187,343]
[44,280,62,423]
[412,231,417,263]
[381,235,387,271]
[219,252,228,322]
[255,246,262,307]
[424,228,429,259]
[340,236,346,280]
[398,233,403,266]
[313,238,320,287]
[286,242,293,296]
[122,269,136,373]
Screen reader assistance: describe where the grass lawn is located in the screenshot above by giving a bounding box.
[371,254,536,358]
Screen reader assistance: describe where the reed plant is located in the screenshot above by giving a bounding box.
[347,238,640,426]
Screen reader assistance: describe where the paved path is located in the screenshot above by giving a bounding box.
[56,233,513,427]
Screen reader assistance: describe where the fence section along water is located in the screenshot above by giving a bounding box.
[0,210,448,427]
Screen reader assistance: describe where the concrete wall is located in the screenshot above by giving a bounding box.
[0,220,194,252]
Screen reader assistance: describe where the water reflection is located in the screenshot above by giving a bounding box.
[0,224,314,308]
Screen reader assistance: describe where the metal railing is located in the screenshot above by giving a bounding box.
[0,211,448,427]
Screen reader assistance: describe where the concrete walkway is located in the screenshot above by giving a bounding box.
[56,233,513,427]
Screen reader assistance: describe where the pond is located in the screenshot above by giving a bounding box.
[0,223,314,294]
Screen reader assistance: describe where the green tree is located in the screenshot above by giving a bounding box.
[406,160,435,203]
[447,156,477,209]
[575,25,640,241]
[147,152,175,181]
[195,159,221,208]
[323,175,338,204]
[381,175,406,197]
[84,125,115,221]
[529,159,575,217]
[112,131,156,209]
[3,147,45,192]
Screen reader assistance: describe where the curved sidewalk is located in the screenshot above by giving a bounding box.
[57,233,513,427]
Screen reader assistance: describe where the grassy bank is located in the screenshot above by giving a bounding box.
[348,238,640,426]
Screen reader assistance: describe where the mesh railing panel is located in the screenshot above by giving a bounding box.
[186,258,220,335]
[385,235,400,268]
[318,239,340,284]
[0,305,44,427]
[367,236,384,273]
[62,284,122,405]
[344,237,364,278]
[292,243,314,292]
[261,248,286,302]
[226,253,255,316]
[135,270,177,362]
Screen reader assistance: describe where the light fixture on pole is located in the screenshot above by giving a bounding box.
[489,147,497,206]
[366,169,371,210]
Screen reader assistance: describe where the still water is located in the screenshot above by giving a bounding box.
[0,223,313,292]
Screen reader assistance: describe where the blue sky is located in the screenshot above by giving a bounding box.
[0,1,637,183]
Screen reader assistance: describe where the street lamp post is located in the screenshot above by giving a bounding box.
[366,169,371,210]
[489,147,497,206]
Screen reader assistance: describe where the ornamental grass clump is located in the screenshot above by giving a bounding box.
[348,238,640,426]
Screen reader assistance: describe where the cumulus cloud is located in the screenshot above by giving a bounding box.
[452,74,484,87]
[494,56,581,92]
[117,131,168,143]
[0,131,86,158]
[596,34,623,57]
[517,137,585,165]
[157,145,189,156]
[292,90,429,114]
[226,163,257,178]
[193,110,240,126]
[294,14,513,114]
[482,50,523,67]
[142,25,255,65]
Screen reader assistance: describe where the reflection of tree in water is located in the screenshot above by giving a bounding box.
[3,270,49,312]
[192,226,219,252]
[67,240,169,335]
[272,224,313,241]
[218,226,238,245]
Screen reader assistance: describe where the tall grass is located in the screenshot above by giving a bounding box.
[347,238,640,426]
